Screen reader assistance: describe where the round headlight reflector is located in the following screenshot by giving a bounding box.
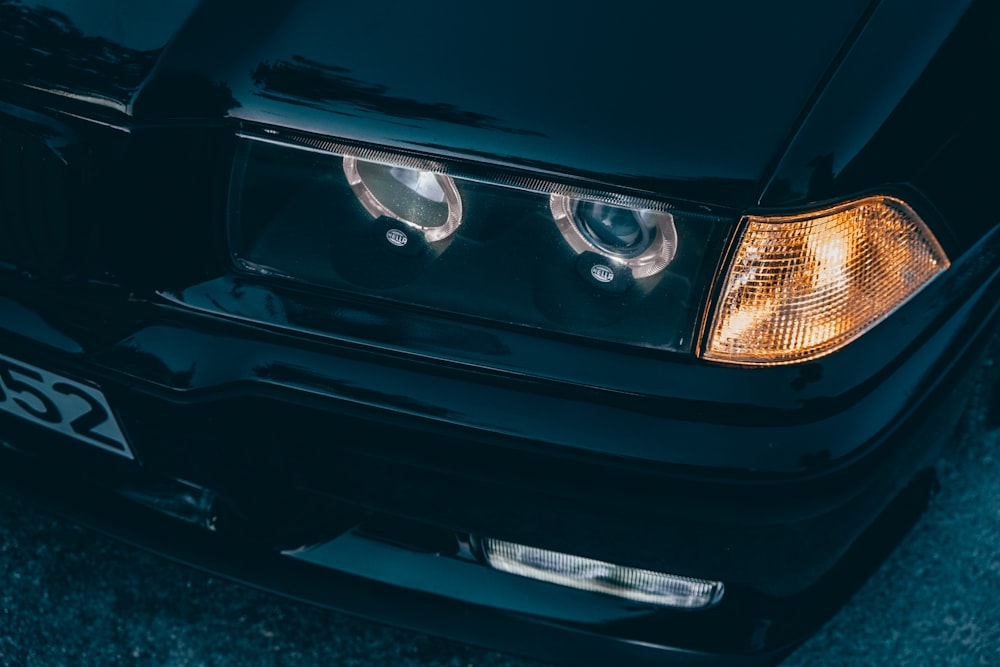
[343,157,463,242]
[550,195,678,278]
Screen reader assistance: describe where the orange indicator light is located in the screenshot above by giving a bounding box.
[703,196,949,365]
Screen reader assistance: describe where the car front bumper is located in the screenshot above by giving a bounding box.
[2,87,1000,665]
[0,221,997,665]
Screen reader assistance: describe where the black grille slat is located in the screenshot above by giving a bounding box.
[0,125,68,276]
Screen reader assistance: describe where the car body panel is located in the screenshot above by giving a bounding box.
[0,0,200,112]
[161,0,866,210]
[6,0,874,208]
[759,0,994,251]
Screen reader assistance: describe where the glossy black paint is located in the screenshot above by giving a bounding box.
[760,0,998,250]
[2,0,992,216]
[0,0,199,114]
[129,0,868,209]
[1,1,999,665]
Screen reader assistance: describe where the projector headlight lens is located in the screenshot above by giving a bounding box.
[575,200,653,256]
[550,194,678,278]
[702,196,950,365]
[344,156,463,242]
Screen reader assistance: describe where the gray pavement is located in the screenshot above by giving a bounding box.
[0,384,997,666]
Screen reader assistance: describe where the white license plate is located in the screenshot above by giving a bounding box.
[0,352,133,459]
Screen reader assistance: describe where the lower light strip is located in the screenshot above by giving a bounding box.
[480,538,724,609]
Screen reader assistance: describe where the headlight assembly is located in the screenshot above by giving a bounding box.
[227,129,729,352]
[228,128,948,364]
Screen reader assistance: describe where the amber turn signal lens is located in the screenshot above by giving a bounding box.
[703,196,949,365]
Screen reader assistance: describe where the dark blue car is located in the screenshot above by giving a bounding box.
[1,1,997,664]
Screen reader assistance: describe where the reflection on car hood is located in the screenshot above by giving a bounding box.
[0,0,200,109]
[3,0,885,207]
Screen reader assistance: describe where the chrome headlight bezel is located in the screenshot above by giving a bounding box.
[342,156,464,243]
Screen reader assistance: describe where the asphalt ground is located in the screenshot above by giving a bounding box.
[0,373,998,666]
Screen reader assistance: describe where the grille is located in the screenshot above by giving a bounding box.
[0,125,69,277]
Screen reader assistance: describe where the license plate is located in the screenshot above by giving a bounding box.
[0,352,133,459]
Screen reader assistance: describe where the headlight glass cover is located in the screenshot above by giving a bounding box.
[229,131,948,363]
[228,130,730,352]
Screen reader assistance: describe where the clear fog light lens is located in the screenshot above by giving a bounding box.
[703,195,949,365]
[550,194,678,278]
[343,156,463,242]
[481,538,724,609]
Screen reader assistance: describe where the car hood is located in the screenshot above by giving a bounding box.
[149,0,873,208]
[0,0,969,209]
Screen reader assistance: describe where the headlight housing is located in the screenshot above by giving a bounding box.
[228,129,729,353]
[228,128,949,366]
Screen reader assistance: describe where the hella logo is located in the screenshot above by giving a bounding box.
[590,264,615,283]
[386,228,409,247]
